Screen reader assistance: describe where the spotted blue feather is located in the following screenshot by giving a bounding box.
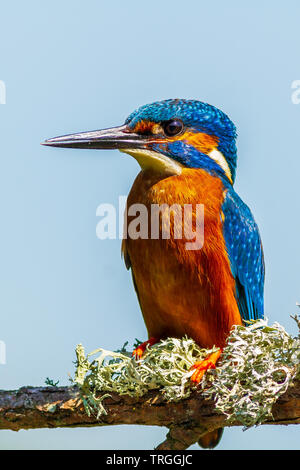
[222,189,264,322]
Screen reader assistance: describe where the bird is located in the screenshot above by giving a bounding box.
[43,98,265,448]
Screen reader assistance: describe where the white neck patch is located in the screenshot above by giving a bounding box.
[120,147,232,181]
[208,149,232,183]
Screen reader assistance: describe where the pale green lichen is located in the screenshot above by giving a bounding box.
[73,317,300,427]
[201,318,300,427]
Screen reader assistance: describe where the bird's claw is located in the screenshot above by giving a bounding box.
[132,345,145,360]
[190,359,216,383]
[190,349,222,384]
[132,337,158,360]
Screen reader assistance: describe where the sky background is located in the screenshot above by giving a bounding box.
[0,0,300,450]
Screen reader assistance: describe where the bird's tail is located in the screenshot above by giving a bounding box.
[198,428,224,449]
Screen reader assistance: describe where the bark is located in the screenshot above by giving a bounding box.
[0,382,300,450]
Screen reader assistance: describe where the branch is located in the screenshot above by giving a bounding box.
[2,320,299,449]
[1,382,300,450]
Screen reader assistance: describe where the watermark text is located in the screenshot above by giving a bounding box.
[0,80,6,104]
[0,341,6,365]
[96,197,205,251]
[291,80,300,104]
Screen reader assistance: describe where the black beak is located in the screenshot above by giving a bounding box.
[42,125,151,150]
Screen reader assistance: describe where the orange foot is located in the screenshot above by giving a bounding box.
[132,337,158,360]
[190,349,222,384]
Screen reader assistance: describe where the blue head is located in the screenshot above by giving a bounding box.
[43,98,237,184]
[125,99,237,183]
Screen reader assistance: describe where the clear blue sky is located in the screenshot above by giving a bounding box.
[0,0,299,449]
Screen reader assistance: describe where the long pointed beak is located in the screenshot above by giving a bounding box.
[42,125,150,150]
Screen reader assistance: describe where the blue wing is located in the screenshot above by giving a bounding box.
[222,189,265,322]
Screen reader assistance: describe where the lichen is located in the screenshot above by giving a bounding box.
[73,317,300,427]
[201,318,300,427]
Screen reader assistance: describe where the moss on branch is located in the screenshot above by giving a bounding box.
[0,318,300,450]
[73,318,300,428]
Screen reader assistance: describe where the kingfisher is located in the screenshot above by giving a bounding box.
[43,99,265,448]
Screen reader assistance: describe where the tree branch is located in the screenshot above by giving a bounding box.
[1,382,300,449]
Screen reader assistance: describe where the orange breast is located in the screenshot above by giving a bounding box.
[123,168,242,348]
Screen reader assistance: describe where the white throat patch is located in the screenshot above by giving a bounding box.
[120,148,183,175]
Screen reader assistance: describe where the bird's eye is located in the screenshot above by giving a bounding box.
[163,119,184,137]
